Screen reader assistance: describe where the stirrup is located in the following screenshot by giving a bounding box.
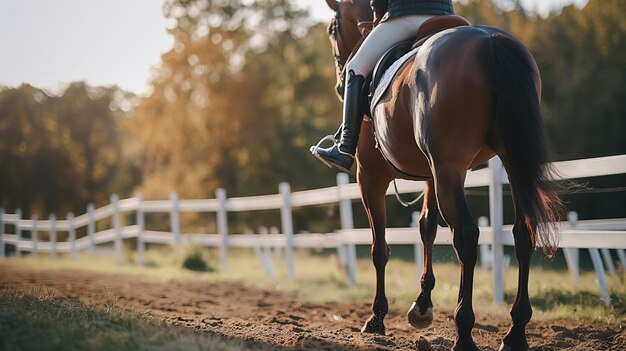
[310,134,337,168]
[311,134,356,159]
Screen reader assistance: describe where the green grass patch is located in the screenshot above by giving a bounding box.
[4,246,626,322]
[0,288,276,351]
[182,248,213,272]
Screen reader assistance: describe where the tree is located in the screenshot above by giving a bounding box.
[0,83,139,217]
[132,0,340,201]
[533,0,626,159]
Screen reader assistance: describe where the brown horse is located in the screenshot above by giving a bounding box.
[322,1,564,350]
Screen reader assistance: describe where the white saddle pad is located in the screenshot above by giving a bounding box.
[370,46,421,111]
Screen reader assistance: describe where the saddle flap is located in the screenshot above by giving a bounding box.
[368,39,416,110]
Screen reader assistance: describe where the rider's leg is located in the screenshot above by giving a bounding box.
[348,15,433,77]
[312,69,366,172]
[312,15,432,171]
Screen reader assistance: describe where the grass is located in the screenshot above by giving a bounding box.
[182,248,214,272]
[3,245,626,323]
[0,288,279,351]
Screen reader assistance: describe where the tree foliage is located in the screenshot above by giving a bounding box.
[0,83,139,217]
[131,0,341,201]
[458,0,626,159]
[534,0,626,159]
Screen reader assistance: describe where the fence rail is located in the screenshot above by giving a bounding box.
[1,154,626,304]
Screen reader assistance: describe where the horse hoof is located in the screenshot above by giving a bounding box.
[451,340,479,351]
[361,315,385,335]
[500,332,529,351]
[499,342,528,351]
[407,302,433,329]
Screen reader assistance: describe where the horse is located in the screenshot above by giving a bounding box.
[321,1,564,350]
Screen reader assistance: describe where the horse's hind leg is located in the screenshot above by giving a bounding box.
[433,165,479,351]
[407,180,438,329]
[358,167,392,335]
[499,161,533,351]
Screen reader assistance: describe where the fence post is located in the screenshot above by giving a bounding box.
[31,216,38,258]
[0,208,4,257]
[111,194,122,265]
[337,173,356,287]
[601,249,617,279]
[68,212,77,260]
[488,157,505,304]
[136,194,145,267]
[588,247,610,305]
[478,216,491,271]
[566,210,610,305]
[259,227,276,279]
[279,182,295,281]
[563,211,580,285]
[270,226,283,261]
[50,214,57,259]
[87,203,95,260]
[170,192,180,256]
[412,211,424,283]
[617,250,626,276]
[15,209,22,257]
[216,188,229,269]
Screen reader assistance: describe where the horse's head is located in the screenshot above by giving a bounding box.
[325,0,373,95]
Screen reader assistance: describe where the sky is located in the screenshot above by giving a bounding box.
[0,0,588,96]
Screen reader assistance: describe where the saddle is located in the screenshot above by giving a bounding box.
[364,15,470,116]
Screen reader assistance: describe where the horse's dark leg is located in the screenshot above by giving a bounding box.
[500,162,533,351]
[434,165,479,351]
[358,167,392,335]
[407,180,438,329]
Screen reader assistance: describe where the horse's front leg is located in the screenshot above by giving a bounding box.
[357,166,392,335]
[407,179,438,329]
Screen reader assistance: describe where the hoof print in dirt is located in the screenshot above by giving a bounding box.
[416,336,434,351]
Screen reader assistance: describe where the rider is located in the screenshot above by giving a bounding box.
[311,0,455,172]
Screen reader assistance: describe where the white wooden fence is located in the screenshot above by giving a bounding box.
[1,154,626,304]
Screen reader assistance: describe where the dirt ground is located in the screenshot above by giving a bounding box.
[1,264,624,351]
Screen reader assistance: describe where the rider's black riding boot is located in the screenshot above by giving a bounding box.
[312,70,366,172]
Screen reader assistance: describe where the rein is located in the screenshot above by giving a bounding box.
[331,5,346,74]
[393,180,425,207]
[331,5,371,80]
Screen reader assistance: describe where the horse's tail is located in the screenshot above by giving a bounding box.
[479,29,564,256]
